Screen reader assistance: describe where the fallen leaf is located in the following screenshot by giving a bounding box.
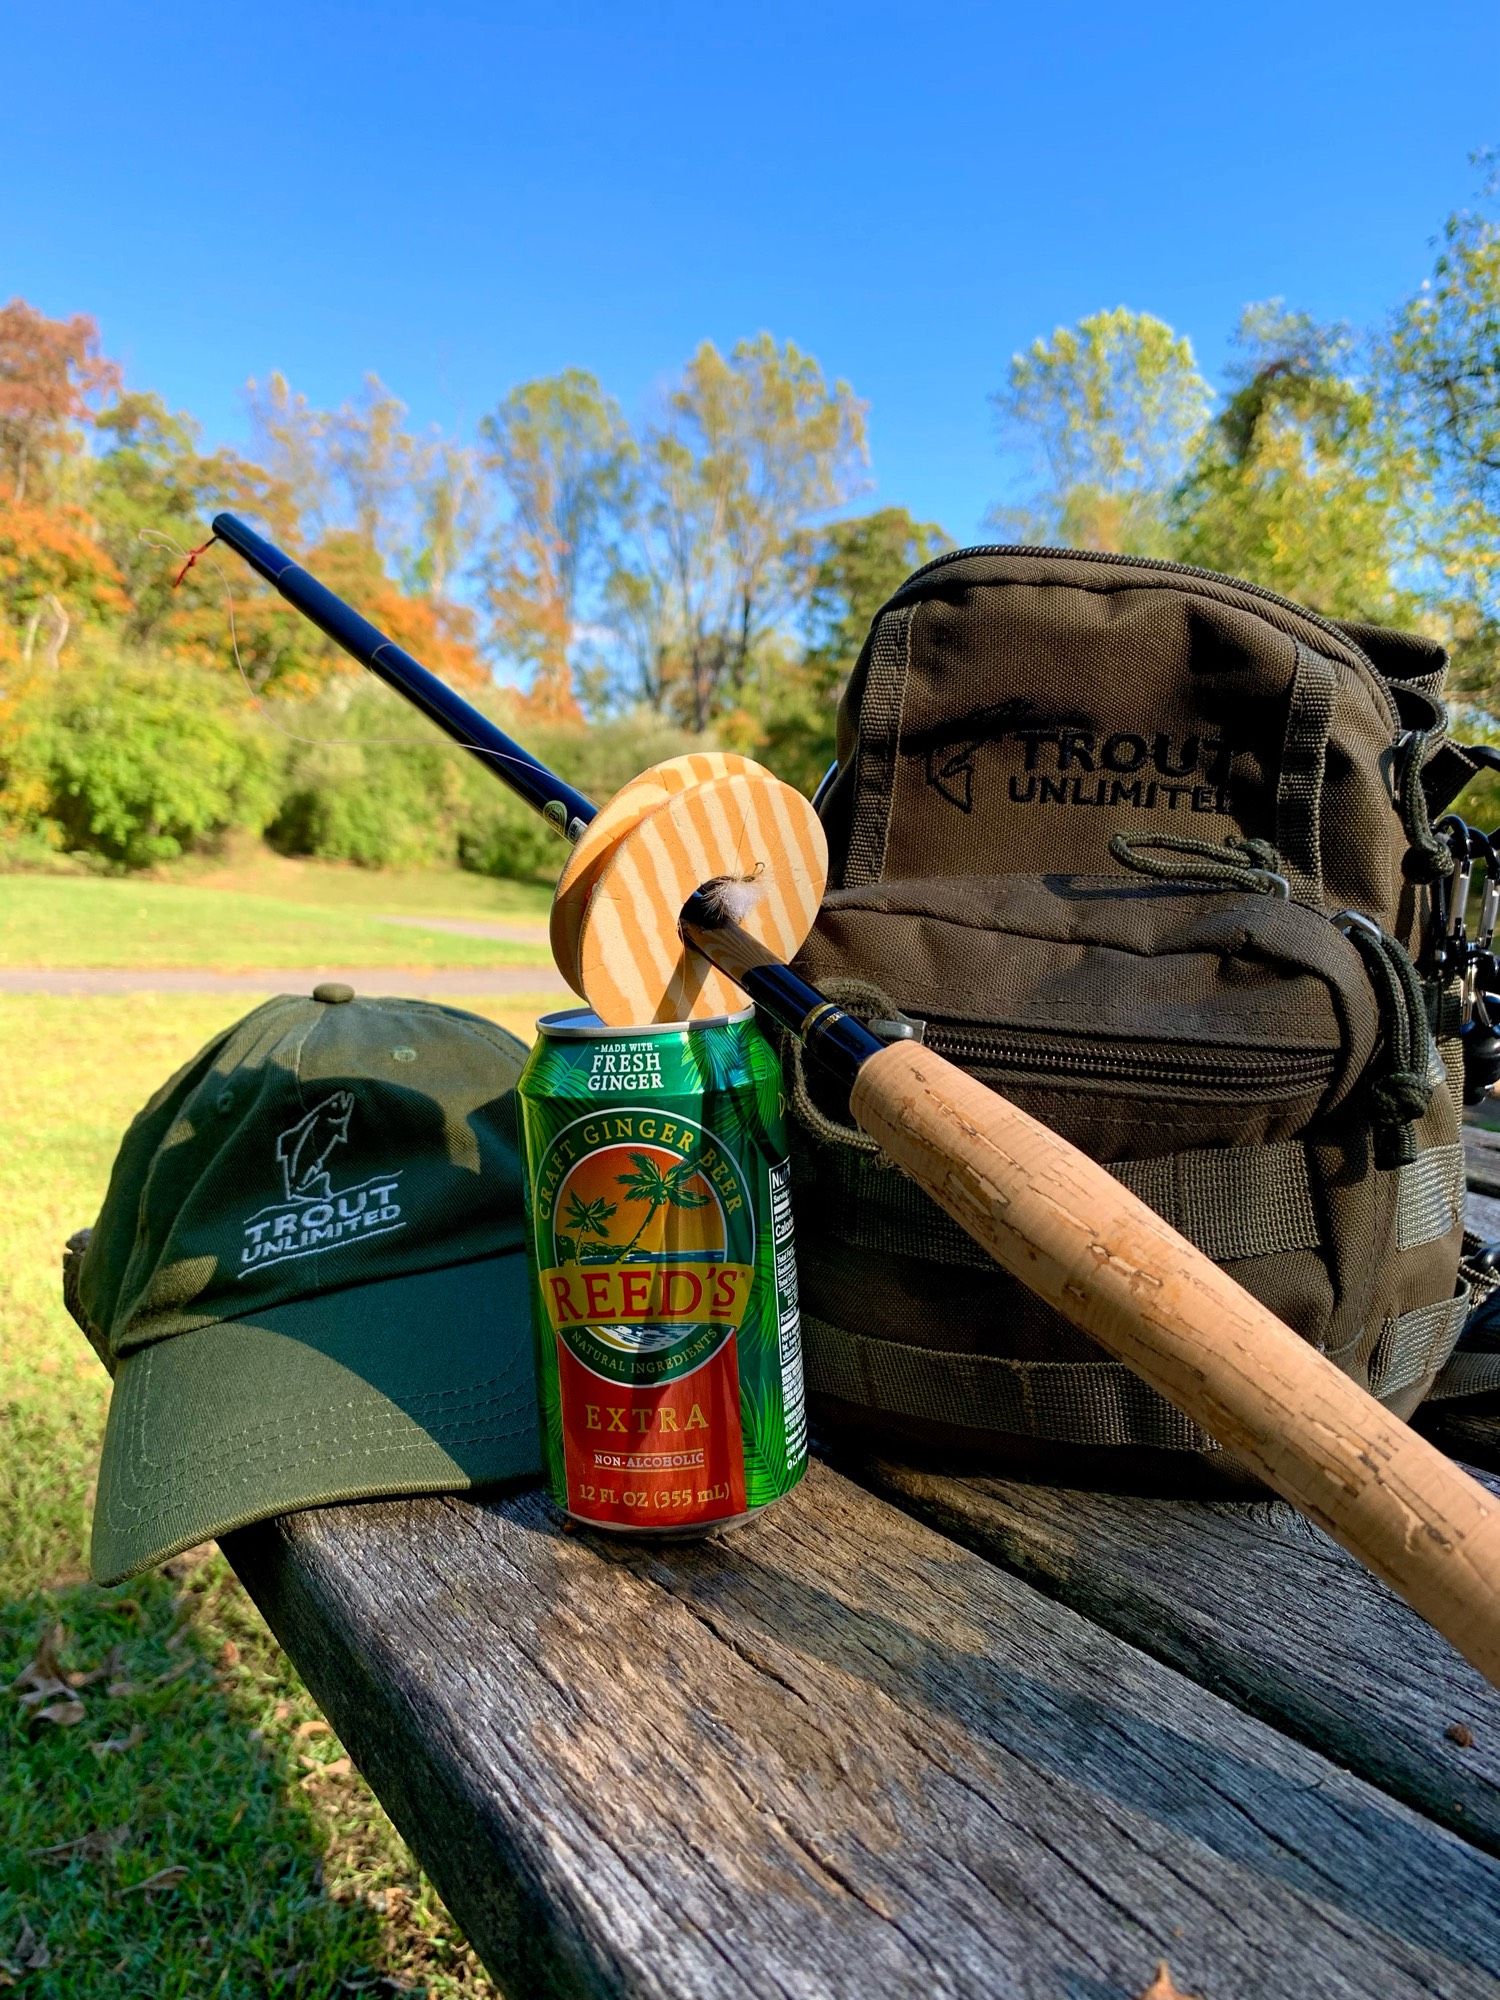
[29,1823,130,1864]
[1139,1965,1203,2000]
[10,1625,66,1690]
[216,1640,240,1669]
[273,1700,292,1721]
[121,1864,189,1896]
[295,1718,331,1739]
[68,1644,125,1690]
[11,1626,74,1710]
[0,1918,52,1975]
[34,1699,86,1728]
[299,1755,353,1788]
[88,1726,145,1759]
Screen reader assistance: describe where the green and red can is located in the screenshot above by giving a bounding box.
[516,1005,808,1534]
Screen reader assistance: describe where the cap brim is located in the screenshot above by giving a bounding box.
[91,1251,542,1585]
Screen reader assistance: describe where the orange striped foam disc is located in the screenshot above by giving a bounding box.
[549,751,760,998]
[576,768,828,1025]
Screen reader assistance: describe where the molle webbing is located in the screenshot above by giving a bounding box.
[793,1137,1324,1272]
[1370,1286,1471,1399]
[802,1315,1218,1451]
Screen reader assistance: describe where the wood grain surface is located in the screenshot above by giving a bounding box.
[851,1041,1500,1689]
[853,1450,1500,1858]
[225,1463,1500,2000]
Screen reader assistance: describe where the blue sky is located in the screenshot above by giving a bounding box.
[2,0,1497,543]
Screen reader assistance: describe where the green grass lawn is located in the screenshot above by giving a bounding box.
[1,991,554,1997]
[175,851,554,926]
[1,875,552,970]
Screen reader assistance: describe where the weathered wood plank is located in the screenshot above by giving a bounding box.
[853,1454,1500,1860]
[1465,1123,1500,1201]
[227,1464,1500,2000]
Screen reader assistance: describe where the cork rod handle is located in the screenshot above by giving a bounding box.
[850,1039,1500,1689]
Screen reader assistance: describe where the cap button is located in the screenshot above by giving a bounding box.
[312,982,355,1004]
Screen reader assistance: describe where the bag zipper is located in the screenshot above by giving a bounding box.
[890,543,1402,736]
[926,1021,1335,1099]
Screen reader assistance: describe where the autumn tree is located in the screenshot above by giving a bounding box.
[993,307,1210,555]
[759,507,949,792]
[1382,161,1500,699]
[0,300,121,503]
[611,335,868,729]
[1172,304,1416,620]
[480,370,635,722]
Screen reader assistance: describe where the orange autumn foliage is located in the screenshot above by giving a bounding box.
[0,485,129,637]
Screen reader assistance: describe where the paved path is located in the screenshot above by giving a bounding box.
[0,965,572,998]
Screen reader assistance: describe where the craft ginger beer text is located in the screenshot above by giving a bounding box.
[517,1006,807,1532]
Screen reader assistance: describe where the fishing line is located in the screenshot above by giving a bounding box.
[141,526,571,783]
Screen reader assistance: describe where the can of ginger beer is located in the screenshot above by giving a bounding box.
[517,1005,808,1533]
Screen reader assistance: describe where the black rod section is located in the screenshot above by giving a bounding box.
[211,513,597,840]
[678,890,884,1091]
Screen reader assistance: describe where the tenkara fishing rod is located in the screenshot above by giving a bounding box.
[211,515,595,842]
[206,509,1500,1690]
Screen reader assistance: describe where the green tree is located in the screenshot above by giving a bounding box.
[993,307,1210,555]
[480,370,636,721]
[761,506,949,794]
[1382,161,1500,699]
[611,335,868,729]
[1172,303,1416,619]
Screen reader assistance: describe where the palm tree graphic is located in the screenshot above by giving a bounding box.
[559,1190,617,1265]
[613,1152,710,1259]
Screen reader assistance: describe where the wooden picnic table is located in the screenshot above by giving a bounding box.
[68,1139,1500,1999]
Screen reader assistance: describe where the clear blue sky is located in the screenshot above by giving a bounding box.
[2,0,1496,542]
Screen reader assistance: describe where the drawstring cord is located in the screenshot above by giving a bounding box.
[1109,831,1290,897]
[1333,912,1436,1168]
[1110,828,1435,1168]
[1398,729,1457,885]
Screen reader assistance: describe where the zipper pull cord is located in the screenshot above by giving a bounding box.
[1334,911,1436,1168]
[1109,831,1290,898]
[1398,729,1457,885]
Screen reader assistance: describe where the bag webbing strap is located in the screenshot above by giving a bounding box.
[843,604,913,888]
[795,1136,1322,1270]
[1370,1285,1471,1399]
[1396,1143,1465,1251]
[802,1314,1217,1450]
[1274,642,1338,905]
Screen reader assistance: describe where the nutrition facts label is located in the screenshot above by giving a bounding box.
[769,1159,808,1466]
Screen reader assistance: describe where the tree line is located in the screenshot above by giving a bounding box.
[3,156,1499,873]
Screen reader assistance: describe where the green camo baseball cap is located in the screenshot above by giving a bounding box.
[77,986,543,1585]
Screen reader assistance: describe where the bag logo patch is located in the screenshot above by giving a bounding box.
[238,1091,405,1276]
[921,721,1236,816]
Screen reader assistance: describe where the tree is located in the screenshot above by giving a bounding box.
[612,335,868,729]
[1172,303,1416,620]
[1382,161,1500,698]
[0,300,121,503]
[993,307,1210,555]
[760,506,949,793]
[412,439,484,600]
[245,371,330,542]
[328,373,427,564]
[480,370,635,723]
[90,391,294,645]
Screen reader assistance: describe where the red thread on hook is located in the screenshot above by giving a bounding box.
[173,536,217,588]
